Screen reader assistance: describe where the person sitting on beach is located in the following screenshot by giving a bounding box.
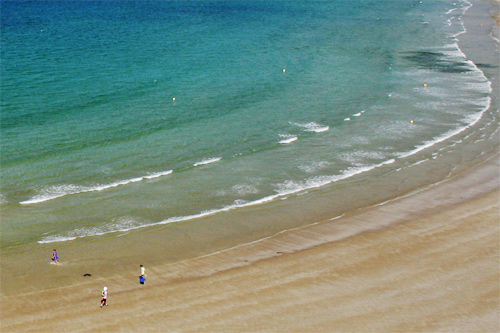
[100,287,108,307]
[51,249,59,264]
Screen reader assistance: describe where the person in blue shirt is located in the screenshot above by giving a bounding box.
[51,249,59,264]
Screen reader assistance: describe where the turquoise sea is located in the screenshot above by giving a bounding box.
[0,0,494,249]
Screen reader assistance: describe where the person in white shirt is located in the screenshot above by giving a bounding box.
[140,265,146,277]
[100,286,108,307]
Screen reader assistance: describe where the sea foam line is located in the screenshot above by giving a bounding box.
[399,85,491,159]
[400,0,492,159]
[279,134,298,144]
[290,121,329,133]
[24,157,223,205]
[399,95,490,159]
[37,158,397,244]
[20,170,173,205]
[193,157,222,167]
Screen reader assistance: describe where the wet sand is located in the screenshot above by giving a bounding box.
[1,1,499,331]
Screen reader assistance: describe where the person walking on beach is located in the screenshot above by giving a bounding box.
[100,287,108,307]
[139,265,146,284]
[51,249,59,264]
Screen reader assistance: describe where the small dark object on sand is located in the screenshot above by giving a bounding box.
[83,273,92,277]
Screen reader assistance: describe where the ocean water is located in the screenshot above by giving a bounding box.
[0,0,493,249]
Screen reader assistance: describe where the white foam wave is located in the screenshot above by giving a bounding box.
[38,217,144,244]
[39,236,77,244]
[193,157,222,167]
[275,159,396,196]
[291,122,329,133]
[279,134,298,144]
[144,170,174,179]
[449,2,472,38]
[21,170,173,205]
[399,96,491,159]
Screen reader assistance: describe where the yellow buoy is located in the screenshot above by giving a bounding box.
[423,83,428,87]
[282,69,286,73]
[410,120,415,124]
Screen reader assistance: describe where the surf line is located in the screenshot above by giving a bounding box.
[20,170,173,205]
[38,158,399,244]
[193,157,222,167]
[24,157,223,205]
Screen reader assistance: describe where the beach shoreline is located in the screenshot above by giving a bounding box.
[1,157,498,331]
[1,0,499,331]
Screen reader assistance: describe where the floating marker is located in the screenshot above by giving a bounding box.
[410,120,415,124]
[423,83,428,87]
[172,97,176,101]
[282,69,286,73]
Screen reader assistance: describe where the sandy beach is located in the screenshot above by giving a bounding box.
[1,1,499,332]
